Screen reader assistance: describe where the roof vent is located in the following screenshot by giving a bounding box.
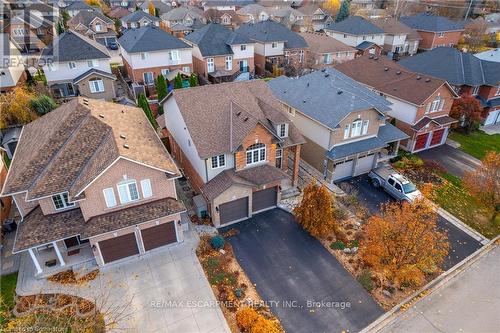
[324,73,330,78]
[123,144,130,149]
[396,70,401,75]
[121,110,125,113]
[120,134,126,139]
[384,67,388,71]
[337,90,343,94]
[425,78,431,82]
[307,82,309,87]
[236,111,241,116]
[243,117,249,121]
[369,55,374,59]
[416,76,421,80]
[321,68,326,72]
[98,114,105,118]
[303,100,306,103]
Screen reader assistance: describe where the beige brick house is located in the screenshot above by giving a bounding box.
[1,98,185,276]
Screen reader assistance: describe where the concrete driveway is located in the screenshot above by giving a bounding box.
[17,230,230,333]
[416,144,480,178]
[338,176,483,269]
[221,209,384,333]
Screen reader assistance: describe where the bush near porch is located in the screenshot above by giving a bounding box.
[448,130,500,160]
[0,273,18,324]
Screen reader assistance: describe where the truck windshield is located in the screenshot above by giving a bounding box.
[403,182,417,194]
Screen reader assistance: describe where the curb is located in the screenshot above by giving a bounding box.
[436,207,489,245]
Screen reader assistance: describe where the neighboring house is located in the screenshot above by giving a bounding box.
[236,20,309,75]
[336,56,457,153]
[119,26,192,89]
[162,80,304,226]
[9,12,55,53]
[203,9,241,30]
[140,0,173,16]
[296,4,332,32]
[400,47,500,126]
[67,10,118,47]
[202,0,255,12]
[236,4,270,23]
[121,10,161,30]
[0,126,22,160]
[324,16,385,56]
[0,98,186,276]
[107,6,132,20]
[299,32,356,68]
[475,48,500,63]
[268,68,409,182]
[160,5,205,36]
[0,38,26,93]
[268,6,305,31]
[41,30,116,100]
[370,17,421,57]
[110,0,138,11]
[64,1,95,17]
[400,13,465,50]
[183,23,254,82]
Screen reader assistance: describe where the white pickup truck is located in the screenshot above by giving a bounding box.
[368,166,422,202]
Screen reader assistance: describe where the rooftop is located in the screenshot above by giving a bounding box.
[370,17,421,40]
[400,13,465,32]
[236,20,308,49]
[41,30,110,62]
[324,16,384,35]
[68,9,113,27]
[118,26,191,53]
[121,10,161,23]
[299,32,355,54]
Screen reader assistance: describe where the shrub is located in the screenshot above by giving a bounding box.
[330,241,346,250]
[250,316,280,333]
[30,95,57,115]
[210,235,225,250]
[357,270,373,292]
[236,307,259,331]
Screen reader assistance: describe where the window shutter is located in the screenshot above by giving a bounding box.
[103,188,117,207]
[141,179,152,198]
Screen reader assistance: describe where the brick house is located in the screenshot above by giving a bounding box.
[299,32,356,68]
[400,13,465,50]
[120,10,161,30]
[0,38,26,93]
[67,10,118,47]
[0,98,185,276]
[202,9,242,30]
[269,68,408,182]
[236,20,309,75]
[183,23,255,82]
[400,47,500,126]
[336,56,458,152]
[9,12,55,54]
[236,4,270,23]
[296,4,333,32]
[160,5,206,37]
[370,17,421,57]
[161,80,304,227]
[118,26,193,89]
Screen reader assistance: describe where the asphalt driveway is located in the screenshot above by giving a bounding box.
[338,176,483,269]
[416,144,480,178]
[221,209,383,333]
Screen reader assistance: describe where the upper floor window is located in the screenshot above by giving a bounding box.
[323,53,332,64]
[362,36,367,40]
[169,50,180,61]
[68,62,77,69]
[299,50,304,63]
[240,44,246,51]
[277,123,288,138]
[351,119,363,137]
[496,86,500,96]
[140,52,148,60]
[437,32,444,38]
[117,180,139,204]
[427,95,444,113]
[225,56,232,70]
[246,143,266,165]
[271,42,277,48]
[343,124,350,139]
[87,59,99,68]
[343,34,347,38]
[95,23,102,32]
[362,120,369,135]
[103,188,117,207]
[222,16,230,24]
[140,179,152,198]
[52,193,75,210]
[211,154,226,169]
[472,86,480,95]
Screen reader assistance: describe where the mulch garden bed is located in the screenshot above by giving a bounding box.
[47,269,99,285]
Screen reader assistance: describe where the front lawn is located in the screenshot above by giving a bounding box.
[0,273,18,324]
[448,130,500,160]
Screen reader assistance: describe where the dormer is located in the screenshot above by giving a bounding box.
[276,123,289,138]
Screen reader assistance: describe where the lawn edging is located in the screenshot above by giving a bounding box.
[359,235,500,333]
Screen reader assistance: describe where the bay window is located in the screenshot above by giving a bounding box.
[246,143,266,165]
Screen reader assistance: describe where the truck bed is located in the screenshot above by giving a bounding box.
[370,165,397,180]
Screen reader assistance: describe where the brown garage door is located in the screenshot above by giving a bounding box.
[141,222,177,252]
[414,133,429,151]
[430,129,445,146]
[99,233,139,264]
[252,187,277,212]
[219,197,249,225]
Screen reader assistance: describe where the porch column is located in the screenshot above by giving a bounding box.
[53,241,66,267]
[394,141,400,155]
[292,145,301,186]
[28,248,42,274]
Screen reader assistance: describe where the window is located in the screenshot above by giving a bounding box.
[161,68,170,77]
[117,180,139,204]
[299,50,304,63]
[351,120,362,137]
[182,66,191,73]
[343,34,347,38]
[240,44,246,51]
[211,154,226,169]
[277,124,288,138]
[428,95,441,112]
[275,149,282,168]
[225,56,232,71]
[169,50,180,62]
[222,16,230,24]
[143,72,154,85]
[89,79,105,93]
[362,36,366,40]
[246,143,266,165]
[472,86,479,95]
[343,124,350,139]
[438,32,444,38]
[140,179,152,198]
[88,60,99,68]
[68,62,77,69]
[103,188,117,207]
[207,58,215,73]
[323,53,332,64]
[362,120,369,135]
[271,42,277,48]
[140,52,148,60]
[95,23,102,32]
[52,193,75,210]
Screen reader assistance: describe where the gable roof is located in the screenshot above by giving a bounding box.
[297,4,324,16]
[139,0,173,14]
[269,6,303,19]
[335,55,455,105]
[399,47,500,87]
[370,17,421,40]
[236,3,268,16]
[400,13,465,32]
[236,20,308,49]
[118,25,190,53]
[1,98,180,201]
[41,30,110,62]
[161,5,203,21]
[183,23,252,56]
[68,9,113,27]
[121,10,161,23]
[65,1,94,11]
[299,32,355,54]
[107,7,132,19]
[324,16,384,35]
[268,68,391,129]
[168,80,305,159]
[475,48,500,63]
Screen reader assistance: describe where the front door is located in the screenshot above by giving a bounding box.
[239,60,248,72]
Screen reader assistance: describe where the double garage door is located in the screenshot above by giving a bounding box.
[98,222,177,264]
[219,187,278,225]
[414,129,446,151]
[333,154,375,181]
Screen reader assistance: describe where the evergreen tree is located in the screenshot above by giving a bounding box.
[188,73,198,87]
[155,74,168,103]
[137,93,158,129]
[173,73,183,89]
[335,0,350,22]
[25,69,35,86]
[154,8,160,17]
[56,21,64,35]
[61,10,70,29]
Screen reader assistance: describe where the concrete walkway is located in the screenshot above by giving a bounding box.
[17,230,230,333]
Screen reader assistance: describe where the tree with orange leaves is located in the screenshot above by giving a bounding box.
[148,2,156,16]
[463,151,500,222]
[321,0,341,15]
[361,200,449,287]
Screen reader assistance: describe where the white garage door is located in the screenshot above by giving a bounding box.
[484,109,500,126]
[354,154,375,176]
[332,159,354,181]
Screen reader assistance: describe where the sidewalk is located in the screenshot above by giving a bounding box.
[1,230,20,276]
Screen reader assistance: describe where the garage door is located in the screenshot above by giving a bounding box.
[99,233,139,264]
[141,222,177,252]
[484,109,500,126]
[219,197,249,225]
[252,187,277,212]
[430,129,445,146]
[332,159,354,181]
[354,154,375,176]
[414,133,429,151]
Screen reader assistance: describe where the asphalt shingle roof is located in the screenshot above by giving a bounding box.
[65,1,94,11]
[183,23,252,57]
[399,47,500,87]
[118,26,190,53]
[324,16,384,35]
[68,10,113,26]
[41,30,110,62]
[268,68,391,129]
[121,10,161,23]
[400,13,465,32]
[236,20,308,49]
[327,137,386,160]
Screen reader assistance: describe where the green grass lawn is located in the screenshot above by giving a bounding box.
[0,273,18,324]
[448,130,500,160]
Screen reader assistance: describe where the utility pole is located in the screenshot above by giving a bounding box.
[464,0,473,20]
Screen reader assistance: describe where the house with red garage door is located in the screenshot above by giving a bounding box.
[1,98,185,276]
[336,55,457,152]
[161,80,305,227]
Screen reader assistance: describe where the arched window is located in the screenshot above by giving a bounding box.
[246,143,266,165]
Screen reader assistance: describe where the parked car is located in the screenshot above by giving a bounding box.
[368,165,422,202]
[108,41,118,50]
